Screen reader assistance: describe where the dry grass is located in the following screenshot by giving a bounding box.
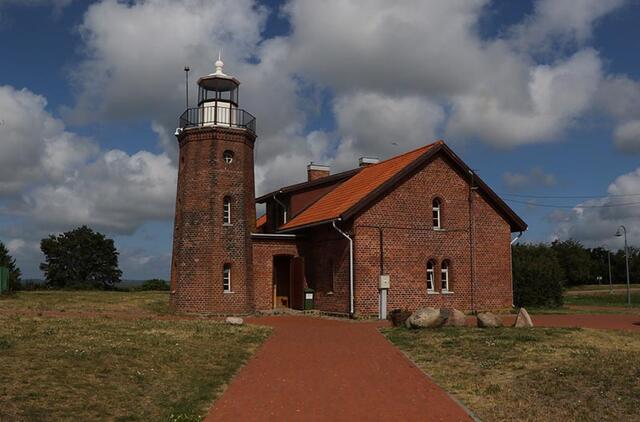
[0,290,171,316]
[0,292,270,421]
[384,327,640,422]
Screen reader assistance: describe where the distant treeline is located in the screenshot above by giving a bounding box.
[1,226,169,293]
[513,239,639,308]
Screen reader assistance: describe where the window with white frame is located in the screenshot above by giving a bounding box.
[432,198,441,229]
[441,260,450,292]
[223,150,234,164]
[426,260,435,292]
[223,197,231,224]
[223,264,231,292]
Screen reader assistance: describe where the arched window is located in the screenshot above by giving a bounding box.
[223,150,234,164]
[426,260,435,292]
[432,198,441,229]
[223,264,231,292]
[441,260,450,292]
[223,196,232,224]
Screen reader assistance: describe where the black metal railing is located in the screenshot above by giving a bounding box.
[178,106,256,134]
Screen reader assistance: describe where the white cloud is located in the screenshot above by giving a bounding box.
[447,49,602,147]
[614,120,640,152]
[0,85,98,195]
[553,167,640,246]
[509,0,626,53]
[503,167,556,190]
[331,92,445,170]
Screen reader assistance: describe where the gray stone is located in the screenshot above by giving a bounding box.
[225,316,244,325]
[406,307,446,329]
[476,312,503,328]
[442,308,467,327]
[513,308,533,328]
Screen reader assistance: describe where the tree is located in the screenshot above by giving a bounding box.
[512,243,564,307]
[551,239,592,286]
[0,241,22,291]
[40,226,122,289]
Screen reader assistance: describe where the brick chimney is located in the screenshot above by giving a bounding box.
[307,163,330,181]
[358,157,380,167]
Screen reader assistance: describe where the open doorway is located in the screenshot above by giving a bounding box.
[273,255,305,310]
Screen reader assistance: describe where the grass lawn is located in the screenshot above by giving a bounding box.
[0,292,270,421]
[566,284,640,292]
[384,327,640,422]
[564,292,640,308]
[0,290,171,315]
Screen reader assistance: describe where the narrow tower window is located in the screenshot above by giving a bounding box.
[223,150,234,164]
[223,196,232,224]
[432,198,441,229]
[223,264,231,292]
[426,260,435,292]
[441,260,450,292]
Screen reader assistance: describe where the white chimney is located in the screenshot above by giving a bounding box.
[358,157,380,167]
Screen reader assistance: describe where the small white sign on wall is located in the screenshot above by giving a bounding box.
[305,293,313,300]
[379,274,390,289]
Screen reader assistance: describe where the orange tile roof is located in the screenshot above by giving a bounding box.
[281,142,441,230]
[256,214,267,229]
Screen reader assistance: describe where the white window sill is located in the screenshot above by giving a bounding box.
[442,291,454,295]
[326,291,334,296]
[433,227,445,231]
[427,291,439,295]
[223,290,234,294]
[223,223,233,227]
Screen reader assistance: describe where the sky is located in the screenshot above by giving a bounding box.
[1,0,640,280]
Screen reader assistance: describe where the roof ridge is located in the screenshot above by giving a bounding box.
[369,140,443,167]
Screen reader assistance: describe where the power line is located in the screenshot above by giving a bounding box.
[499,192,640,199]
[504,198,640,209]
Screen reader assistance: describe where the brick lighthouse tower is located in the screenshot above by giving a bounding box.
[170,55,257,314]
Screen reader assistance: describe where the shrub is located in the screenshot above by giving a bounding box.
[139,279,170,291]
[513,243,564,308]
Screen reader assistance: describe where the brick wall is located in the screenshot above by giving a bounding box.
[170,126,256,315]
[353,155,513,317]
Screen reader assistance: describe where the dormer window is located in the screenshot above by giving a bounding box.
[432,198,441,229]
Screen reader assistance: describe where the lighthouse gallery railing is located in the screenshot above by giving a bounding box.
[178,106,256,134]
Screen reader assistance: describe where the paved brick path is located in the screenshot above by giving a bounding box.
[206,316,473,422]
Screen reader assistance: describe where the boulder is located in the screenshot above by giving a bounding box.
[513,308,533,328]
[442,308,467,327]
[476,312,503,328]
[406,307,446,329]
[225,316,244,325]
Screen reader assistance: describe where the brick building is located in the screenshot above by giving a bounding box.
[170,59,527,318]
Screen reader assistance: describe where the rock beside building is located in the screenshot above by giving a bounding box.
[477,312,503,328]
[406,307,446,329]
[513,308,533,328]
[442,308,467,327]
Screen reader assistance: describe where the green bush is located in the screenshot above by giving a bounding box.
[139,279,170,291]
[513,243,564,307]
[0,241,22,293]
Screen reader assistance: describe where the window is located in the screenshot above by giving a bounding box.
[426,260,435,292]
[432,198,441,229]
[223,197,231,224]
[223,264,231,292]
[223,150,234,164]
[441,260,450,292]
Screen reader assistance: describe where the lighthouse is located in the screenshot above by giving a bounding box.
[170,56,257,314]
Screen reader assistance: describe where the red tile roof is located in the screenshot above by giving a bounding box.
[281,142,441,230]
[256,214,267,229]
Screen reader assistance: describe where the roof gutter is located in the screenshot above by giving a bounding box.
[332,219,354,317]
[510,229,526,308]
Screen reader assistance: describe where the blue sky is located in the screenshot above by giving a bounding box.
[1,0,640,279]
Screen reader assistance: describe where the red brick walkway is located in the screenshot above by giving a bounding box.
[206,316,473,422]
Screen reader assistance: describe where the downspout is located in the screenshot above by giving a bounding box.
[510,230,525,308]
[272,191,287,223]
[332,219,354,317]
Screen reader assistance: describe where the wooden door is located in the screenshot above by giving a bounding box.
[290,257,305,310]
